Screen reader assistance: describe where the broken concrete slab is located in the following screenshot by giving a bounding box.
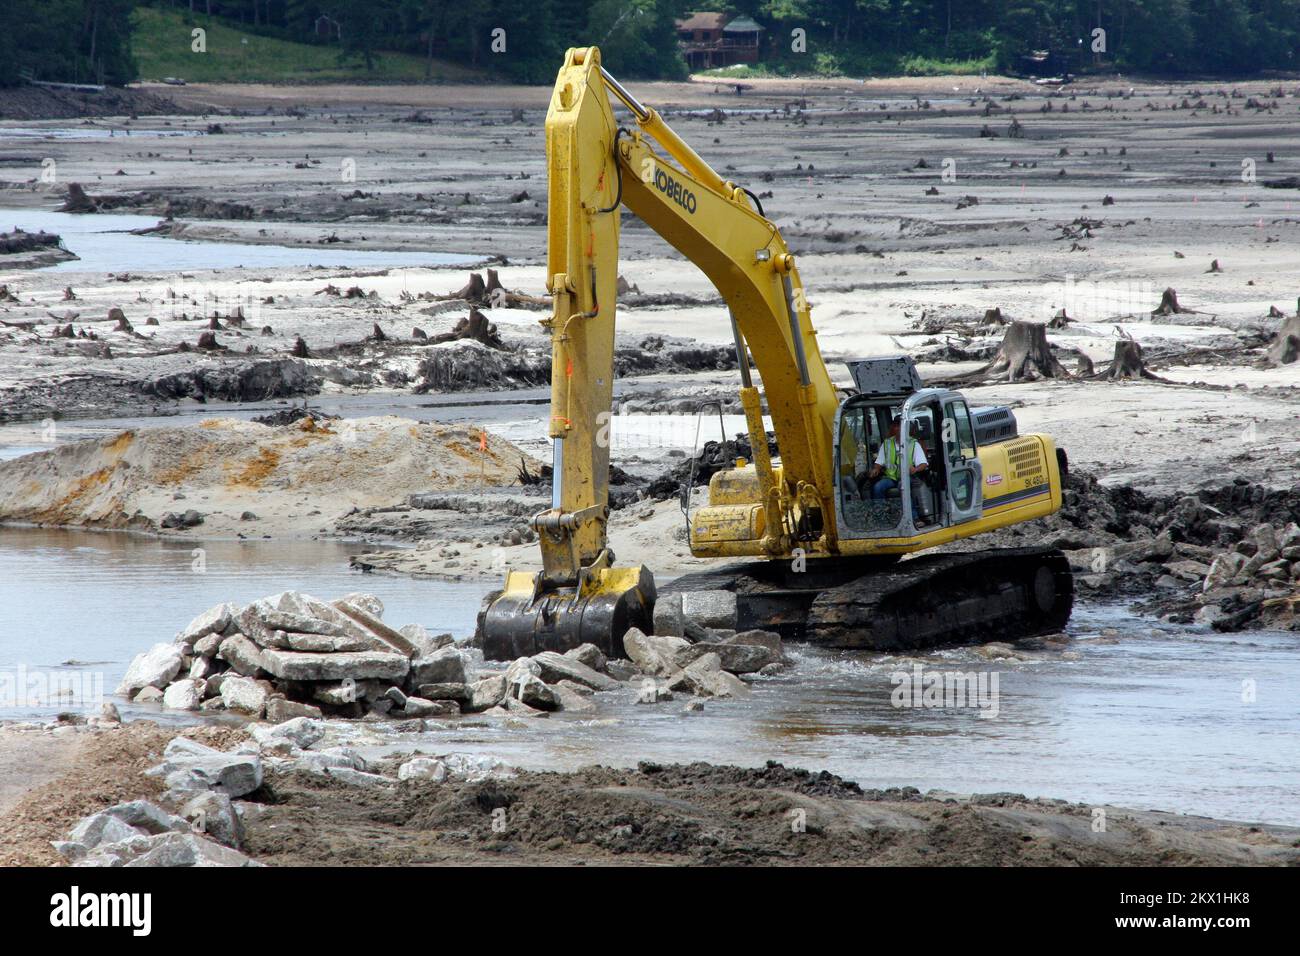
[265,697,323,722]
[301,765,396,788]
[531,651,620,691]
[259,648,410,682]
[122,831,262,867]
[277,630,375,653]
[181,791,245,849]
[398,757,448,782]
[465,674,508,712]
[329,600,419,657]
[175,602,234,649]
[292,748,367,773]
[417,682,469,702]
[504,695,549,717]
[116,643,184,696]
[69,811,143,850]
[564,643,608,672]
[400,696,459,718]
[149,749,264,798]
[674,641,777,675]
[510,673,559,710]
[251,716,325,751]
[103,799,190,835]
[649,589,738,636]
[552,683,596,712]
[193,632,223,658]
[217,633,267,677]
[724,629,785,658]
[400,624,454,656]
[409,646,468,686]
[666,653,751,699]
[162,678,206,711]
[220,675,272,717]
[623,628,690,677]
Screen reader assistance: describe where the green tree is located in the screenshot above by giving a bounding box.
[585,0,689,78]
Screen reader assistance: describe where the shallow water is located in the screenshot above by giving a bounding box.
[1,526,1297,825]
[0,527,482,720]
[0,126,203,140]
[0,209,484,274]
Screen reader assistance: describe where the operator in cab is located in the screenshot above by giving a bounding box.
[863,415,928,500]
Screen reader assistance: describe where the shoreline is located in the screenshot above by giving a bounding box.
[3,718,1298,866]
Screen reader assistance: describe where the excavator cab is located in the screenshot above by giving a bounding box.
[833,385,984,538]
[835,356,964,536]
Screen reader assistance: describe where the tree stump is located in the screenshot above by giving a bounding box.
[1267,314,1300,366]
[1098,339,1167,381]
[430,307,504,349]
[1151,287,1192,315]
[978,321,1071,382]
[452,271,487,302]
[59,183,99,214]
[981,307,1006,325]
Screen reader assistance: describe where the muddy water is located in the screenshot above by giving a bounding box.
[0,209,484,273]
[2,526,1297,825]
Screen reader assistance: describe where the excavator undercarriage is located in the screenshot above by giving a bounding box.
[660,548,1074,651]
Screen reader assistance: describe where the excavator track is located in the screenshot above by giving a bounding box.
[661,547,1073,651]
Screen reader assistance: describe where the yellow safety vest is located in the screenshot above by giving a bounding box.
[883,437,916,481]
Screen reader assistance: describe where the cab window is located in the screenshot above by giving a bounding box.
[944,400,977,460]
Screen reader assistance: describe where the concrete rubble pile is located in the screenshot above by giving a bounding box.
[1068,520,1300,631]
[54,718,515,867]
[1190,521,1300,629]
[118,590,472,721]
[119,590,789,723]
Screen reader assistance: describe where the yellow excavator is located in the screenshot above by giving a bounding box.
[478,48,1072,659]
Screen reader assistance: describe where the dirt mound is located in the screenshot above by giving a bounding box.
[0,85,184,121]
[144,359,320,403]
[245,759,1298,866]
[0,416,539,535]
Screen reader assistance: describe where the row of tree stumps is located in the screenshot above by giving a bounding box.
[957,288,1298,385]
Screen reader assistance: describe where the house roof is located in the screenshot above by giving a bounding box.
[677,12,728,32]
[722,15,764,33]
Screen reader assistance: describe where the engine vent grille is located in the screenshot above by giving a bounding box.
[1006,438,1044,480]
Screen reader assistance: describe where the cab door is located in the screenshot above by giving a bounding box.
[942,399,983,524]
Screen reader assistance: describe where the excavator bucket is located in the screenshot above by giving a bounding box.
[477,565,656,661]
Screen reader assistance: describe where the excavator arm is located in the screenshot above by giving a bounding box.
[478,48,844,659]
